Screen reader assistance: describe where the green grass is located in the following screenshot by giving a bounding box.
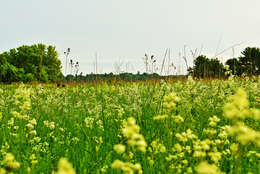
[0,76,259,173]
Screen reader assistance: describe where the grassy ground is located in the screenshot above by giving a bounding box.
[0,76,259,173]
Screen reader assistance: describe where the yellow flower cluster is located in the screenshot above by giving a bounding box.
[113,144,126,154]
[163,111,234,173]
[11,86,31,120]
[171,115,184,123]
[0,143,9,156]
[228,122,260,146]
[1,153,20,172]
[166,142,193,173]
[223,88,250,120]
[163,93,180,113]
[193,139,211,158]
[175,129,197,143]
[112,117,146,174]
[208,151,222,163]
[43,120,56,130]
[196,161,224,174]
[154,93,184,123]
[112,160,142,174]
[153,114,168,120]
[208,116,220,127]
[203,115,222,137]
[149,139,166,154]
[27,118,37,137]
[223,88,260,146]
[84,117,94,129]
[54,158,76,174]
[122,117,147,152]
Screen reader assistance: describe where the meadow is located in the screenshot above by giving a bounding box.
[0,76,259,174]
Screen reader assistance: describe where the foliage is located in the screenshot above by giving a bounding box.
[189,55,225,78]
[225,47,260,76]
[225,58,241,76]
[239,47,260,75]
[0,44,63,83]
[188,47,260,78]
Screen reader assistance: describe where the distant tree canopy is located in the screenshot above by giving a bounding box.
[65,72,186,82]
[189,47,260,78]
[189,55,225,78]
[0,44,63,83]
[225,47,260,75]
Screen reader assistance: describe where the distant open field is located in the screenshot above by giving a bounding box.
[0,76,259,174]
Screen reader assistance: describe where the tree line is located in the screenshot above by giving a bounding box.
[188,47,260,78]
[67,46,260,82]
[0,44,259,83]
[66,73,188,82]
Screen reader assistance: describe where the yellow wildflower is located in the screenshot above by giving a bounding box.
[56,158,76,174]
[1,153,20,169]
[196,161,224,174]
[113,144,126,154]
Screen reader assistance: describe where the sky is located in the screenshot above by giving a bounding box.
[1,0,260,75]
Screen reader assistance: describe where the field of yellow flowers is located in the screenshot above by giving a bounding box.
[0,76,259,174]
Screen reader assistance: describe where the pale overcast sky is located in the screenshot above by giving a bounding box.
[1,0,260,75]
